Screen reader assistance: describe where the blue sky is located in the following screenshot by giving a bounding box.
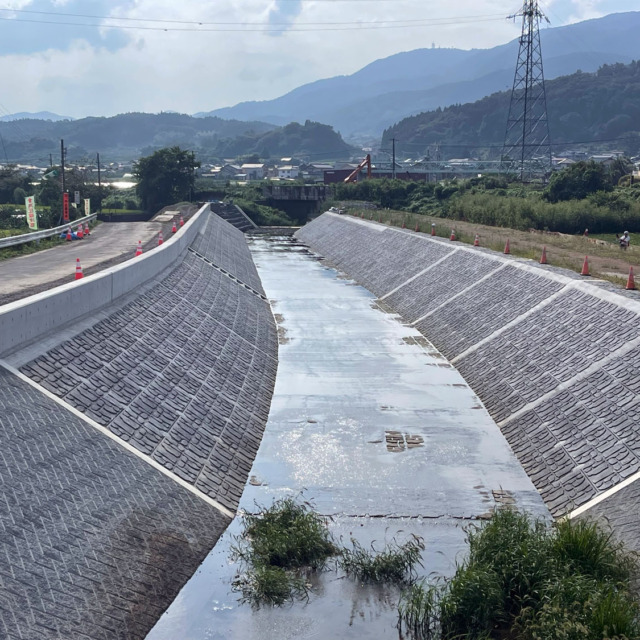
[0,0,132,55]
[0,0,636,118]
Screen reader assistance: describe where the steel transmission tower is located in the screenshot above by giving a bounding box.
[502,0,552,181]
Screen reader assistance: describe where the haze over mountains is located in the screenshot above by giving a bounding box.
[198,12,640,140]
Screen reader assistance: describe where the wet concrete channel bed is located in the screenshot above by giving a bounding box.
[147,235,549,640]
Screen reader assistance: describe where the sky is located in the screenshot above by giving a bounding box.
[0,0,636,119]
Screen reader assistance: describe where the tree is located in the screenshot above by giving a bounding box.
[544,161,611,202]
[134,146,200,213]
[0,165,31,204]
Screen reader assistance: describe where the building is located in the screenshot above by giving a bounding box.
[240,164,265,180]
[277,166,300,180]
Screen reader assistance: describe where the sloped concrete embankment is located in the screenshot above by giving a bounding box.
[296,213,640,534]
[0,209,278,639]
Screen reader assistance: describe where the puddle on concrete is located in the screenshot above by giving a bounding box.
[147,235,549,640]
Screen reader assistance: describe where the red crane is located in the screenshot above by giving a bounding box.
[343,154,372,183]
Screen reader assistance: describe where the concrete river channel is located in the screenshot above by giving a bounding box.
[147,235,548,640]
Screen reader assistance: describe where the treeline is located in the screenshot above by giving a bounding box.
[383,61,640,158]
[0,113,354,163]
[0,164,114,229]
[333,161,640,234]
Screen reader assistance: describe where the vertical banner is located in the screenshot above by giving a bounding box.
[84,198,90,216]
[74,190,80,205]
[63,192,69,221]
[25,196,38,230]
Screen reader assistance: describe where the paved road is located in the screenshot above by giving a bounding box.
[0,221,162,302]
[147,235,549,640]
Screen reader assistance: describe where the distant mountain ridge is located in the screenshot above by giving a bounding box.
[0,111,73,122]
[0,112,276,163]
[196,12,640,139]
[0,113,353,163]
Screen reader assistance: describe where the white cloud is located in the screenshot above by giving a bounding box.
[0,0,633,117]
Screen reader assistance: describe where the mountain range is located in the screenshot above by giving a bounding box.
[0,111,73,122]
[382,60,640,159]
[196,11,640,140]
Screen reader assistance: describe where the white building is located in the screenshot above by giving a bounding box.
[277,165,300,179]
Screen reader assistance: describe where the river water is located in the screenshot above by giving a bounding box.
[146,235,548,640]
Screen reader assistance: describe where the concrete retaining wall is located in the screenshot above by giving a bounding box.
[297,213,640,518]
[1,209,278,639]
[0,203,210,357]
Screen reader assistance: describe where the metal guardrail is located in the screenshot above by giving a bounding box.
[0,213,98,249]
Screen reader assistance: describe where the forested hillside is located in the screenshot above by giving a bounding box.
[0,113,354,163]
[383,61,640,158]
[212,120,355,159]
[0,112,275,163]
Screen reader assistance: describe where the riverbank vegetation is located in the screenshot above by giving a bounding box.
[230,498,639,640]
[398,509,639,640]
[330,160,640,236]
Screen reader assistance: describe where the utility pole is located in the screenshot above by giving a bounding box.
[392,138,396,180]
[58,139,66,226]
[502,0,552,181]
[60,139,65,194]
[97,152,102,212]
[49,153,53,168]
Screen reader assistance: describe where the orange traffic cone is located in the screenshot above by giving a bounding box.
[504,239,510,254]
[135,240,143,257]
[75,258,83,280]
[84,222,90,236]
[171,220,177,233]
[402,220,406,228]
[76,225,83,239]
[179,215,184,227]
[473,234,480,247]
[626,266,636,290]
[66,229,72,241]
[158,231,163,246]
[450,229,456,241]
[360,212,364,219]
[540,246,547,264]
[431,223,436,236]
[581,255,590,276]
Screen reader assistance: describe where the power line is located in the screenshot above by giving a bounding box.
[0,7,507,27]
[0,11,507,32]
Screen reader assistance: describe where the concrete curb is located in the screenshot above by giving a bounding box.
[0,204,210,357]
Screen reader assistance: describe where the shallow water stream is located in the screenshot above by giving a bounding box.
[147,235,548,640]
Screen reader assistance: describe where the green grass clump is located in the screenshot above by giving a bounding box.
[231,497,338,606]
[397,508,639,639]
[339,535,425,584]
[552,518,632,584]
[231,564,309,606]
[234,497,338,570]
[398,581,443,638]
